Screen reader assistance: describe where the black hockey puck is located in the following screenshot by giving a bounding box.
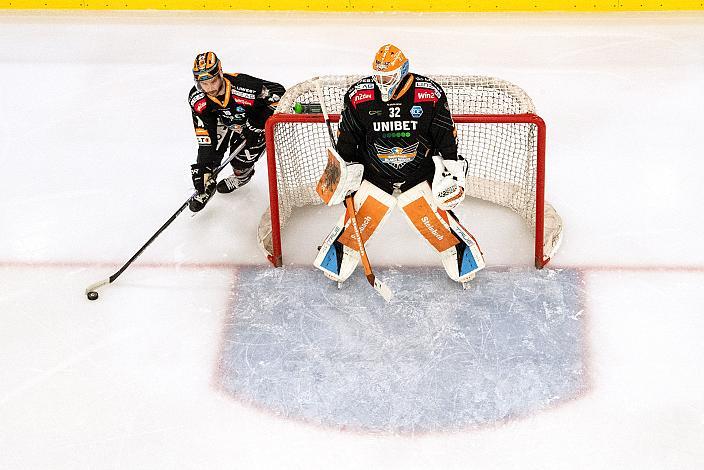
[87,291,99,301]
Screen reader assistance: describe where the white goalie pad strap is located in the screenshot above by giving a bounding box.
[432,155,468,210]
[316,147,364,206]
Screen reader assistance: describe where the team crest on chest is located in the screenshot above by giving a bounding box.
[373,142,419,169]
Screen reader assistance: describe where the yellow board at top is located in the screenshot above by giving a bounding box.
[2,0,703,11]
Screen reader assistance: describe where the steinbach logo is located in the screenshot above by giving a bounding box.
[421,216,444,240]
[358,215,373,233]
[351,90,375,108]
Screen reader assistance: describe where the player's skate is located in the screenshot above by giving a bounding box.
[217,167,254,193]
[188,185,216,212]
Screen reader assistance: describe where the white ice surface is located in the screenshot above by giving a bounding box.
[1,10,703,470]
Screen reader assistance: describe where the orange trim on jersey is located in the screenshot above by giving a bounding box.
[207,78,231,108]
[392,73,414,100]
[195,128,209,136]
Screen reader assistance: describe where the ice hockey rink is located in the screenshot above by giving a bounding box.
[1,10,704,469]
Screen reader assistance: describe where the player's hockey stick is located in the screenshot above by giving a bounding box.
[314,78,393,302]
[84,139,247,300]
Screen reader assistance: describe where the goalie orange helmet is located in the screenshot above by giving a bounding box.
[371,44,410,102]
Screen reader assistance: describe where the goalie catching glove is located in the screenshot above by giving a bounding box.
[432,155,468,210]
[316,147,364,206]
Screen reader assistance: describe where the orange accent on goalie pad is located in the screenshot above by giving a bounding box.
[316,148,342,205]
[337,195,388,250]
[401,192,459,253]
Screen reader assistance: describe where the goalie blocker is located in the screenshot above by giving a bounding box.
[315,179,485,285]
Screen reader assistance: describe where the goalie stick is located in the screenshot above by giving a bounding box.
[84,139,247,300]
[314,79,393,302]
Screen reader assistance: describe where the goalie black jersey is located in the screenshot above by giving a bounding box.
[336,74,458,193]
[188,73,285,168]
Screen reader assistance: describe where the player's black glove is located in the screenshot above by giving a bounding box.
[242,121,265,153]
[190,163,215,193]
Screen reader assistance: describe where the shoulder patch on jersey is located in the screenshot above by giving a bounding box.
[415,80,443,95]
[193,98,207,114]
[348,81,375,98]
[189,90,206,107]
[350,88,375,108]
[414,89,438,104]
[231,85,255,106]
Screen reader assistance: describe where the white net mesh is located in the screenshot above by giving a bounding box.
[258,75,562,266]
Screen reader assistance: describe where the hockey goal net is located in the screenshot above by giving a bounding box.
[258,75,562,268]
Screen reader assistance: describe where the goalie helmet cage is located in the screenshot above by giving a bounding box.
[259,75,563,269]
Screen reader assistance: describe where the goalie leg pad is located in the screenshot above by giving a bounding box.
[442,211,486,282]
[398,182,485,283]
[336,180,396,249]
[397,182,460,253]
[314,180,395,283]
[314,219,361,283]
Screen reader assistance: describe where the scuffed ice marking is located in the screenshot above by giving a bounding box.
[219,266,587,433]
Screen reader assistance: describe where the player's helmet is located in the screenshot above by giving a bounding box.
[371,44,409,102]
[193,51,222,82]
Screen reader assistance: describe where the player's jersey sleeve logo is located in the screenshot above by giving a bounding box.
[373,142,419,169]
[193,98,207,114]
[350,89,375,108]
[414,89,438,104]
[194,127,211,145]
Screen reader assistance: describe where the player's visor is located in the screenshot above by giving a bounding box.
[194,70,222,82]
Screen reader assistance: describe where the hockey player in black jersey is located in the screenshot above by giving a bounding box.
[188,51,285,212]
[315,44,485,287]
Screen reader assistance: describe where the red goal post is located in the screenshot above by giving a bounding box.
[258,76,563,269]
